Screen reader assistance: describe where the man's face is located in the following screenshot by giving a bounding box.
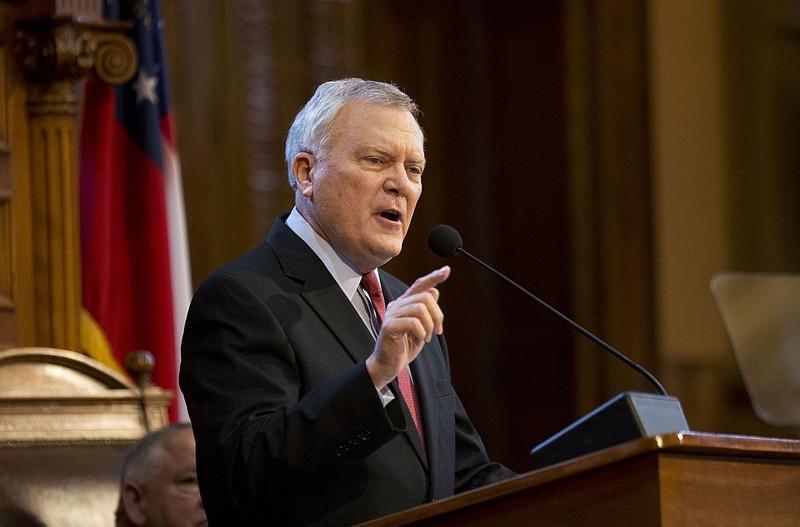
[139,428,207,527]
[296,101,425,273]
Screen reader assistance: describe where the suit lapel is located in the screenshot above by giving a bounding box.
[407,352,433,468]
[303,282,376,364]
[267,217,375,364]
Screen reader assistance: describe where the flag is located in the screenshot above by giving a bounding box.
[79,0,192,422]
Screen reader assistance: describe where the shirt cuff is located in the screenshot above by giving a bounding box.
[377,385,395,407]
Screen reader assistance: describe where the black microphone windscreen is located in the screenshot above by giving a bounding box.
[427,224,463,257]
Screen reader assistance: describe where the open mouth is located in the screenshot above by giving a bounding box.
[379,209,402,222]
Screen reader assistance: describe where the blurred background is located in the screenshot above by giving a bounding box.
[158,0,800,473]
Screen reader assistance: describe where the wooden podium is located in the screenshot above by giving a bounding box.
[359,432,800,526]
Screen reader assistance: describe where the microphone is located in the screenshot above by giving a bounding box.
[428,224,689,468]
[427,224,668,396]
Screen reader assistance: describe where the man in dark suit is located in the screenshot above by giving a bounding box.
[180,78,515,526]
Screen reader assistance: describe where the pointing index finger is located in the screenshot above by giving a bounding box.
[407,266,451,294]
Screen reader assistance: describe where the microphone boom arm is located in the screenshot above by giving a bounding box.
[456,247,668,397]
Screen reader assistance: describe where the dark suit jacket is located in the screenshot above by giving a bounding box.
[180,214,515,526]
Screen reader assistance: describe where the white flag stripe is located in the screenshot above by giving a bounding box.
[164,138,192,422]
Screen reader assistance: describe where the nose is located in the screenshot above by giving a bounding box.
[193,490,206,512]
[384,163,416,196]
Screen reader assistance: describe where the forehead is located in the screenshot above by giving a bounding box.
[332,102,424,150]
[161,429,195,460]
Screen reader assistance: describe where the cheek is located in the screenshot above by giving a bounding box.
[319,179,357,213]
[406,189,422,217]
[167,494,199,516]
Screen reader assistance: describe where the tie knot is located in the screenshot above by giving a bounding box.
[360,271,380,292]
[361,272,385,324]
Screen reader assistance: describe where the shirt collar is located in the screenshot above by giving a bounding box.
[285,207,368,300]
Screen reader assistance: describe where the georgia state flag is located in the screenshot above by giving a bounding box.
[79,0,191,422]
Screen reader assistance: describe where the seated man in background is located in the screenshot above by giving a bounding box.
[116,423,207,527]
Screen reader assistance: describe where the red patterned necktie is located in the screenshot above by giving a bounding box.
[361,272,426,450]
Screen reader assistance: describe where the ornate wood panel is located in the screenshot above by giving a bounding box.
[0,0,135,352]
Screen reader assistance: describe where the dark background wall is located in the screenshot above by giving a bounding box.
[162,0,800,473]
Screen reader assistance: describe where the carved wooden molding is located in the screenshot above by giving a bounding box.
[0,348,172,446]
[13,16,137,85]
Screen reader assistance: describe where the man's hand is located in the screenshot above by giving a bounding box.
[365,266,451,390]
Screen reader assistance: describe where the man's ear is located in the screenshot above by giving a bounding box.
[292,152,316,197]
[121,483,148,526]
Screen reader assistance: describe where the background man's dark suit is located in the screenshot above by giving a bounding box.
[180,214,514,526]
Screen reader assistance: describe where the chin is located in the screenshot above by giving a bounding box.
[372,237,403,255]
[357,236,403,268]
[369,248,401,269]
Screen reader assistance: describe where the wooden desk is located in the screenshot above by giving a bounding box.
[360,432,800,526]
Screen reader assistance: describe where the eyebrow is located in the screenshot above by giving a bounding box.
[369,147,425,164]
[367,148,392,158]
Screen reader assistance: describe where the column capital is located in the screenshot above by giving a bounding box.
[13,16,137,85]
